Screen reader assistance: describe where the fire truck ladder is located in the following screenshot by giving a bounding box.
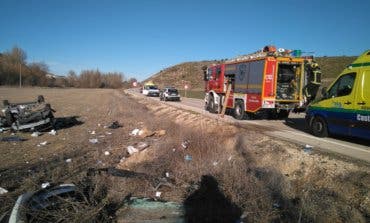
[220,78,232,118]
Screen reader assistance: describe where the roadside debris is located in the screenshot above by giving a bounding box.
[155,191,162,197]
[90,130,96,135]
[41,182,50,189]
[130,129,140,136]
[104,151,110,156]
[185,154,192,161]
[304,144,313,154]
[65,158,72,163]
[181,140,190,149]
[8,184,78,223]
[1,136,26,142]
[0,187,8,194]
[120,197,184,222]
[37,141,48,147]
[127,146,139,155]
[138,127,154,137]
[48,129,57,135]
[89,138,98,144]
[31,131,41,137]
[130,127,166,138]
[137,142,149,150]
[108,121,122,129]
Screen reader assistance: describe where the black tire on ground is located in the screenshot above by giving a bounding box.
[4,110,14,126]
[233,100,246,120]
[311,116,328,137]
[37,95,45,103]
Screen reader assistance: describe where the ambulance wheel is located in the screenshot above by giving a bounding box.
[233,101,246,120]
[311,116,328,137]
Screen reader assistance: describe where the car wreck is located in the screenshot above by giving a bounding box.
[0,95,55,132]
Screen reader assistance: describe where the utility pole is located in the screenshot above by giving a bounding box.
[19,63,22,88]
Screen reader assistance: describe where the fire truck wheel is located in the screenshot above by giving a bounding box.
[233,101,246,120]
[209,95,217,113]
[311,116,328,137]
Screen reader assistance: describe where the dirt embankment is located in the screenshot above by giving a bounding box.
[0,88,369,222]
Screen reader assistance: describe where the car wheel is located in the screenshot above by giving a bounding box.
[233,100,246,120]
[311,116,328,137]
[37,95,45,103]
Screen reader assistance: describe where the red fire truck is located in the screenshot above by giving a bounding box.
[203,46,321,119]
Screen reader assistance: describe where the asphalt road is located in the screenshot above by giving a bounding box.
[127,89,370,163]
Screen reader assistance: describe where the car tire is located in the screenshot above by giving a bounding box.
[311,116,328,137]
[37,95,45,103]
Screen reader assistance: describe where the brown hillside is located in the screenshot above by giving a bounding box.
[144,61,217,90]
[145,56,357,90]
[315,56,357,83]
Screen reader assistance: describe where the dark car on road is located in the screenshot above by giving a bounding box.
[160,87,181,101]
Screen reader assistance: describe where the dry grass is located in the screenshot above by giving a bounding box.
[0,88,369,222]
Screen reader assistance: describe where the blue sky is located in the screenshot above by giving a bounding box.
[1,0,369,80]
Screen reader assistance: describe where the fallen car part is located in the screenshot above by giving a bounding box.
[8,184,77,223]
[1,136,26,142]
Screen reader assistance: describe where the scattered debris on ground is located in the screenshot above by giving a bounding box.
[89,138,98,144]
[108,121,122,129]
[0,187,8,195]
[1,136,26,142]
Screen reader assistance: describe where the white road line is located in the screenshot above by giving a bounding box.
[278,130,370,152]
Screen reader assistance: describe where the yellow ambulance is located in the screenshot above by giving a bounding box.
[306,50,370,140]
